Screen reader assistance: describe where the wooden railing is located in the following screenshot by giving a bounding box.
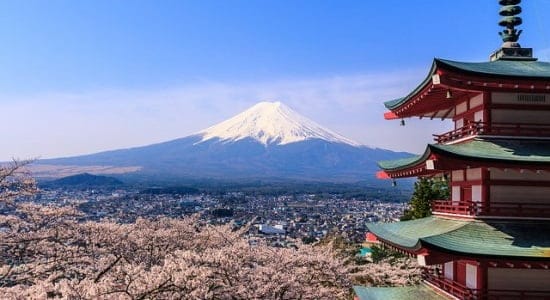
[431,200,550,218]
[423,271,475,299]
[433,122,483,144]
[433,121,550,144]
[423,271,550,299]
[431,200,478,215]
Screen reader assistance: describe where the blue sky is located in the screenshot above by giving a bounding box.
[2,0,550,160]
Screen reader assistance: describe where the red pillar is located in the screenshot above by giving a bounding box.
[477,262,487,293]
[482,92,492,125]
[481,167,490,216]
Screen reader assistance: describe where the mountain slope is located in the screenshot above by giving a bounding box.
[37,101,412,182]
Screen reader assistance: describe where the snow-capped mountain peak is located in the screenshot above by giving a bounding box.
[197,101,361,146]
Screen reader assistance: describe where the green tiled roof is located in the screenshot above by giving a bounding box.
[383,97,405,109]
[366,217,467,250]
[422,220,550,258]
[438,58,550,79]
[378,138,550,172]
[378,154,424,171]
[383,58,550,110]
[353,285,446,300]
[367,216,550,258]
[431,138,550,164]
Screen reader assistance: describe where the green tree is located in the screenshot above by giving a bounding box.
[401,177,449,220]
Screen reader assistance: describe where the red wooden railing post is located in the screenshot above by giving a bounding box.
[432,200,550,218]
[423,268,550,299]
[434,122,550,143]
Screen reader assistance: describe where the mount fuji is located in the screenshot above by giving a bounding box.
[37,102,411,182]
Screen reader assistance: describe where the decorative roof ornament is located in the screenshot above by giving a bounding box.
[490,0,535,61]
[498,0,522,47]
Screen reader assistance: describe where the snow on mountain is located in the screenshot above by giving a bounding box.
[197,101,361,146]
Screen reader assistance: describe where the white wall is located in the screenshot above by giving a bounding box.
[472,185,482,202]
[452,170,464,181]
[444,261,454,280]
[456,101,468,115]
[452,186,461,202]
[466,168,482,181]
[474,110,483,122]
[466,264,478,289]
[470,94,483,109]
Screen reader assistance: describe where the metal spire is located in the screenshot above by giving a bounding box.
[498,0,523,47]
[490,0,535,61]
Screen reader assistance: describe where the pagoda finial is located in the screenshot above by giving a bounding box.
[490,0,535,61]
[498,0,523,48]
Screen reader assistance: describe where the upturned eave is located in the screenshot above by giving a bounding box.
[367,216,550,259]
[377,138,550,179]
[383,58,550,120]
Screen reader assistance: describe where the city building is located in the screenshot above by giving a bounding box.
[355,1,550,299]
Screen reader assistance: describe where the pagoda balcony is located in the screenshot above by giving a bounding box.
[431,200,550,218]
[433,122,550,144]
[422,271,477,299]
[422,271,550,299]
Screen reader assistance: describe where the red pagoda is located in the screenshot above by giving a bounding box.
[355,1,550,299]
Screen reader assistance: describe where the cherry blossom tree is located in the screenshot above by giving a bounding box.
[0,161,418,299]
[321,234,422,288]
[0,163,351,299]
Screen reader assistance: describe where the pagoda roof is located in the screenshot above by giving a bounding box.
[378,138,550,176]
[367,216,550,258]
[383,58,550,119]
[438,58,550,79]
[353,285,446,300]
[432,138,550,163]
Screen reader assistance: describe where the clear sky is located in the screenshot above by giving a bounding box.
[2,0,550,160]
